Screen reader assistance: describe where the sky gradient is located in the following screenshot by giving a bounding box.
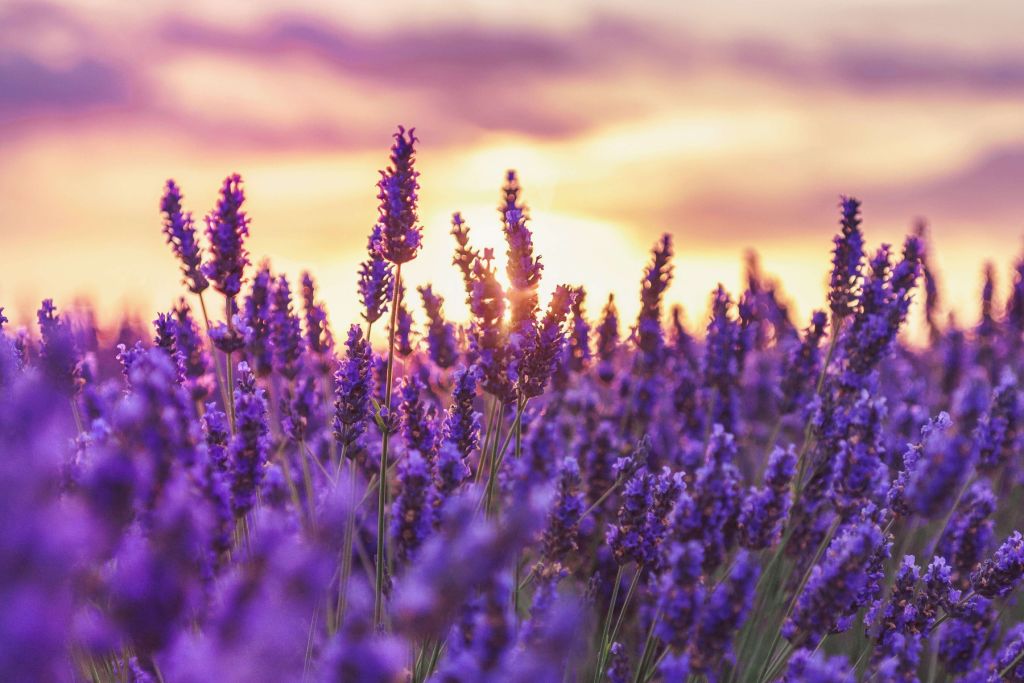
[3,0,1024,337]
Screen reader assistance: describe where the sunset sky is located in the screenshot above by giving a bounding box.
[3,0,1024,339]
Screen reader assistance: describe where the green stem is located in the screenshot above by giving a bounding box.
[374,262,402,629]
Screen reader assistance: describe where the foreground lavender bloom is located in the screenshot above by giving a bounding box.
[937,480,997,588]
[996,624,1024,681]
[971,530,1024,599]
[391,450,437,565]
[867,555,922,676]
[161,179,208,293]
[607,465,683,568]
[270,275,304,380]
[738,444,795,550]
[202,173,250,298]
[784,519,888,645]
[828,196,865,320]
[375,126,423,265]
[900,412,969,518]
[229,362,269,518]
[394,285,414,357]
[333,325,373,451]
[467,249,513,400]
[689,550,759,673]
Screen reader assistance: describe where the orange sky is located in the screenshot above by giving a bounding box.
[3,0,1024,339]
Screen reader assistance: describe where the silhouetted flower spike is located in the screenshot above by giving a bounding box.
[418,285,458,369]
[358,225,394,325]
[173,301,212,400]
[468,249,513,401]
[566,286,591,373]
[596,293,620,382]
[635,234,673,370]
[451,212,478,292]
[971,530,1024,599]
[37,299,81,395]
[394,284,414,358]
[333,325,373,450]
[828,195,865,320]
[978,261,998,340]
[502,172,543,329]
[270,275,304,380]
[242,262,274,376]
[778,310,828,415]
[375,126,423,264]
[202,173,250,298]
[161,179,208,293]
[1007,247,1024,333]
[300,272,332,359]
[518,285,574,399]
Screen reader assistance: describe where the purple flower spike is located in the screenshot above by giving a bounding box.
[540,456,586,565]
[242,262,274,376]
[333,325,373,451]
[229,361,269,518]
[202,173,250,298]
[391,450,437,565]
[828,195,865,320]
[161,179,208,294]
[374,126,423,265]
[418,285,458,369]
[738,444,795,550]
[270,275,304,380]
[971,530,1024,599]
[359,225,394,325]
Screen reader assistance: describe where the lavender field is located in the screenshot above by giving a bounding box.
[4,127,1024,683]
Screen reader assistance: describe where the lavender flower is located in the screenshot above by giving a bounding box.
[333,325,373,451]
[173,301,212,400]
[502,171,543,331]
[778,310,828,415]
[270,275,304,379]
[391,450,437,565]
[418,285,458,369]
[374,126,423,265]
[442,365,481,461]
[938,597,994,673]
[37,299,80,395]
[655,541,705,651]
[635,234,673,372]
[596,294,620,383]
[973,373,1020,472]
[301,272,333,362]
[358,225,394,325]
[229,362,269,518]
[784,518,888,645]
[540,456,585,564]
[828,196,865,320]
[202,173,250,298]
[738,444,795,550]
[971,530,1024,599]
[242,262,274,376]
[399,374,438,457]
[783,650,854,682]
[394,284,414,358]
[937,480,996,588]
[689,550,759,673]
[160,179,208,293]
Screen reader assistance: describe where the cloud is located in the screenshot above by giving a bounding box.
[0,54,129,120]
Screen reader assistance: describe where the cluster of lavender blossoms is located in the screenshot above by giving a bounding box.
[8,127,1024,683]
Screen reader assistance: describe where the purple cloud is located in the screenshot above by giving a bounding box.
[0,54,129,120]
